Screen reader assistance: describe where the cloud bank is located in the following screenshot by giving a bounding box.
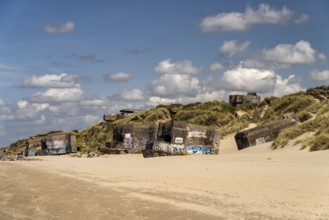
[200,4,293,32]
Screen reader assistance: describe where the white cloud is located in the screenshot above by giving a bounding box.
[219,40,250,57]
[43,21,75,33]
[262,40,326,65]
[103,72,135,83]
[147,96,178,106]
[272,75,304,97]
[209,63,225,72]
[0,99,5,106]
[17,100,29,109]
[150,74,200,98]
[217,66,304,97]
[147,89,225,106]
[200,4,293,32]
[154,59,203,75]
[30,88,83,103]
[9,100,47,121]
[295,13,309,24]
[80,98,108,106]
[19,73,84,88]
[240,59,290,70]
[310,70,329,83]
[219,67,276,93]
[111,89,144,101]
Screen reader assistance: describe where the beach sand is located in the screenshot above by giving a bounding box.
[1,136,329,219]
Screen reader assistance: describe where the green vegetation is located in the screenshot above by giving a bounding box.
[306,85,329,100]
[273,104,329,150]
[262,93,319,122]
[130,107,171,122]
[77,122,114,153]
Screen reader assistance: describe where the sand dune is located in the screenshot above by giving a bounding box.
[1,136,329,219]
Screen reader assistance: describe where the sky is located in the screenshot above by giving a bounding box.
[0,0,329,146]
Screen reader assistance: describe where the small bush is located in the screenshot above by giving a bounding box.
[219,120,250,137]
[309,134,329,151]
[297,111,313,122]
[263,94,316,122]
[272,126,303,149]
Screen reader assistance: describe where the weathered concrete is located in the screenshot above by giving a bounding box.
[235,118,297,150]
[27,132,78,155]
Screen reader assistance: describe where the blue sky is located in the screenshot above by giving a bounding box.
[0,0,329,146]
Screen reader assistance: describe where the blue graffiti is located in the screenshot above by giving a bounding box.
[186,145,212,154]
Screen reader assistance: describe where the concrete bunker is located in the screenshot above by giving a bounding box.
[143,121,220,157]
[27,131,78,156]
[235,117,298,150]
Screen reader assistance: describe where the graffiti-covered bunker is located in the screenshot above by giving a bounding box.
[27,131,78,156]
[234,117,298,150]
[143,121,221,157]
[105,121,220,157]
[104,123,157,154]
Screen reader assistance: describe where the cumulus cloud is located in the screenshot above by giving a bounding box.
[262,40,326,65]
[310,70,329,83]
[209,63,225,72]
[295,13,309,24]
[0,98,5,106]
[103,72,135,83]
[154,59,203,75]
[150,74,200,97]
[219,40,250,57]
[80,98,108,106]
[43,21,75,33]
[111,89,144,101]
[18,73,88,88]
[217,66,304,96]
[200,4,293,32]
[30,88,83,103]
[147,96,177,106]
[219,67,276,93]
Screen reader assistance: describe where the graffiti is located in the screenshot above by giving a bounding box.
[46,140,64,149]
[123,137,133,148]
[53,140,64,149]
[255,137,266,145]
[168,144,184,154]
[187,131,207,138]
[186,145,212,155]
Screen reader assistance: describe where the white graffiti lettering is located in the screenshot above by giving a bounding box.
[187,131,207,138]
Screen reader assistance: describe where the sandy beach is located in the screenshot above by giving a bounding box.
[1,136,329,220]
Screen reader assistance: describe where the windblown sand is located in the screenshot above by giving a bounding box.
[1,136,329,220]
